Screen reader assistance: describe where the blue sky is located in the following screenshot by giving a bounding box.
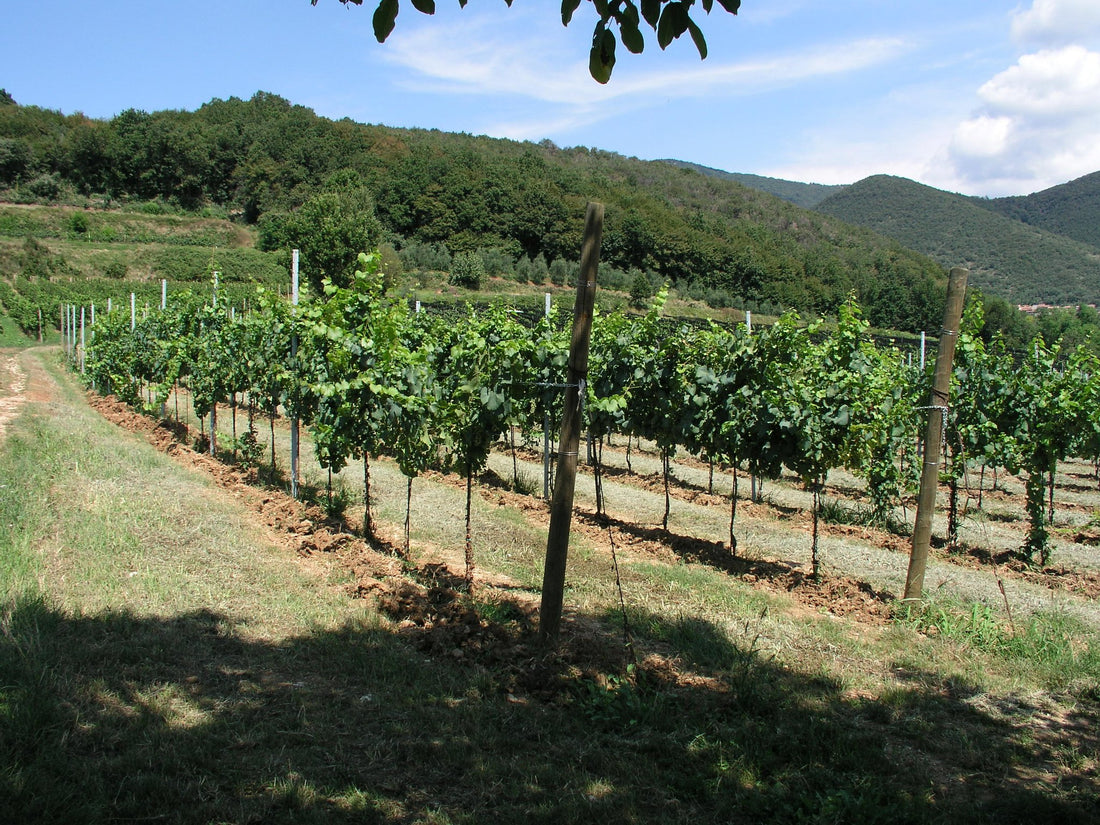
[3,0,1100,197]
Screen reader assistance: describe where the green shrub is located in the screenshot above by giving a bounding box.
[103,259,127,280]
[629,269,653,308]
[449,251,484,289]
[25,174,62,201]
[67,212,89,235]
[549,257,572,286]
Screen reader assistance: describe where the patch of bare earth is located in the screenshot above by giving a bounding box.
[0,349,59,448]
[0,353,27,446]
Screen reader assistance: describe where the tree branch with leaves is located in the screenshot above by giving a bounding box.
[311,0,741,82]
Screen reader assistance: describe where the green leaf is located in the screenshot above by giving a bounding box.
[714,0,740,13]
[620,17,645,53]
[657,2,688,49]
[410,0,435,14]
[686,17,706,59]
[589,24,617,83]
[640,0,661,28]
[561,0,582,25]
[373,0,399,42]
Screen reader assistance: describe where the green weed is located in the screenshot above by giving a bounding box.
[895,598,1100,689]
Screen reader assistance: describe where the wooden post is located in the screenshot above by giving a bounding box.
[290,249,300,500]
[539,202,603,645]
[543,293,552,501]
[903,267,969,601]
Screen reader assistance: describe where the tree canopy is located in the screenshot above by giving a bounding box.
[311,0,741,82]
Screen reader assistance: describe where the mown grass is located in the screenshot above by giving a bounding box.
[2,349,1099,823]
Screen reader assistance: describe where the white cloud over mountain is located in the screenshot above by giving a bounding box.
[948,1,1100,194]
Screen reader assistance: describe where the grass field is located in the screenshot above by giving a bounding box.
[2,345,1099,824]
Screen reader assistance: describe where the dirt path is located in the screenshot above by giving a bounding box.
[0,348,64,450]
[0,346,58,448]
[0,352,27,447]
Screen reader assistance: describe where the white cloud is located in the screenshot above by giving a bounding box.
[382,15,906,108]
[947,45,1100,193]
[950,115,1013,158]
[764,117,958,189]
[372,4,913,157]
[977,45,1100,118]
[1012,0,1100,45]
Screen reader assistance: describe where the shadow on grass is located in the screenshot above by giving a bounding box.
[3,594,1097,825]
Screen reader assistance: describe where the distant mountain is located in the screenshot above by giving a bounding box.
[815,175,1100,306]
[660,161,846,209]
[974,171,1100,249]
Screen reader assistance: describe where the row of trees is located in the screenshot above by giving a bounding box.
[81,259,1100,576]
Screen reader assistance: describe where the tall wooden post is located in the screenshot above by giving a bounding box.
[290,249,300,500]
[539,202,603,644]
[543,293,553,501]
[903,267,969,600]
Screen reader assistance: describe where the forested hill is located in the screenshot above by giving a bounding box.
[815,175,1100,306]
[658,161,846,209]
[0,91,948,331]
[975,171,1100,250]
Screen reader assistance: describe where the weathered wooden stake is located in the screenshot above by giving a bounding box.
[903,267,968,601]
[290,249,300,500]
[543,293,553,501]
[539,202,603,645]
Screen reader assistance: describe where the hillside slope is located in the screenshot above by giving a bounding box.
[976,171,1100,250]
[816,175,1100,305]
[659,160,847,208]
[0,94,947,331]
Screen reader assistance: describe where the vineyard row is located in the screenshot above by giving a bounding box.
[71,253,1100,578]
